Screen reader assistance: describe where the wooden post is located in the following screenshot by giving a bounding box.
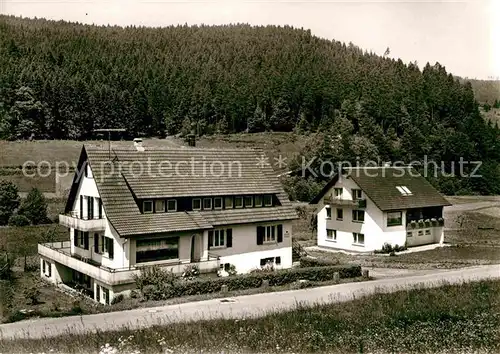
[333,272,340,283]
[221,284,228,293]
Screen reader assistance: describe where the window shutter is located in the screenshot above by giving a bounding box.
[256,226,264,245]
[108,238,114,259]
[98,198,103,219]
[100,235,105,253]
[80,196,83,219]
[277,225,283,243]
[275,256,281,265]
[42,260,46,273]
[94,233,99,253]
[48,262,51,277]
[96,286,100,302]
[208,230,213,249]
[84,162,88,177]
[74,230,78,247]
[84,232,89,250]
[226,229,232,248]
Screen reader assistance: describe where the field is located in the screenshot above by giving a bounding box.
[1,280,499,353]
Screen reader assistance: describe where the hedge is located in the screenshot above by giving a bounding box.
[141,264,362,301]
[299,256,340,268]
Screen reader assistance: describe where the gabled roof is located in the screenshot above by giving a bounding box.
[67,145,297,237]
[310,166,451,211]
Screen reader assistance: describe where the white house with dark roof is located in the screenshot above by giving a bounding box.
[38,143,297,304]
[310,166,451,252]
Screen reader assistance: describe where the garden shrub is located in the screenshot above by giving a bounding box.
[139,264,362,301]
[111,294,124,305]
[374,243,407,254]
[8,214,30,226]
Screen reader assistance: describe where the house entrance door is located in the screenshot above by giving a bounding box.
[190,234,202,262]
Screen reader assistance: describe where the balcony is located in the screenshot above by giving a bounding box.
[38,242,220,286]
[59,211,106,232]
[324,196,367,209]
[406,218,444,229]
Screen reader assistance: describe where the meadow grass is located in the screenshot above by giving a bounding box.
[1,280,499,354]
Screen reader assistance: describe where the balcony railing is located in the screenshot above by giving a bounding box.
[59,213,106,232]
[38,242,220,285]
[324,196,367,209]
[406,218,444,229]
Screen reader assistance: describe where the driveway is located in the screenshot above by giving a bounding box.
[1,264,499,340]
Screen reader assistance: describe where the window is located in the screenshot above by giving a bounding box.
[396,186,413,196]
[352,210,365,222]
[260,256,281,266]
[203,198,212,210]
[334,188,343,198]
[418,230,424,236]
[353,232,365,245]
[265,225,276,243]
[143,201,153,213]
[103,287,110,305]
[352,189,362,200]
[155,200,165,213]
[254,195,263,207]
[235,196,243,208]
[263,195,273,206]
[275,256,281,265]
[425,229,431,235]
[336,208,343,220]
[225,196,233,209]
[97,198,103,219]
[136,237,179,263]
[326,206,332,219]
[42,260,51,277]
[87,196,94,219]
[326,229,337,241]
[75,231,89,250]
[192,198,201,211]
[167,199,177,212]
[244,196,253,207]
[209,228,232,249]
[257,225,283,245]
[407,231,413,237]
[214,197,223,209]
[99,236,114,259]
[387,211,403,226]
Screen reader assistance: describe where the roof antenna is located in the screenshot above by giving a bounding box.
[93,128,127,159]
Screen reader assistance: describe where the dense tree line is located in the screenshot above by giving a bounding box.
[1,16,500,195]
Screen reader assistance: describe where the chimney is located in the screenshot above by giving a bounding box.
[133,138,145,152]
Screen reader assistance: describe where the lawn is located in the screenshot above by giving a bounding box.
[1,280,499,353]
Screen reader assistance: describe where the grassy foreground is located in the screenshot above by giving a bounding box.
[1,280,499,354]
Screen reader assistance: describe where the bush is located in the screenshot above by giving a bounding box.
[374,243,407,254]
[18,188,48,225]
[111,294,124,305]
[8,214,30,226]
[24,287,41,305]
[299,256,340,267]
[139,264,362,301]
[133,266,176,291]
[0,181,20,226]
[181,264,200,279]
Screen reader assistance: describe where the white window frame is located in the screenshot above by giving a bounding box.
[244,196,253,208]
[214,197,223,210]
[192,198,201,211]
[143,201,153,214]
[234,196,243,209]
[353,232,365,245]
[203,198,212,210]
[352,209,365,223]
[264,225,276,243]
[425,229,431,235]
[167,199,177,212]
[254,195,263,207]
[155,200,165,213]
[210,229,226,248]
[352,189,362,200]
[263,195,273,206]
[100,235,113,259]
[326,229,337,241]
[325,206,331,219]
[396,186,413,196]
[334,188,343,198]
[387,211,403,227]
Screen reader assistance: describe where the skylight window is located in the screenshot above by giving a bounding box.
[396,186,412,196]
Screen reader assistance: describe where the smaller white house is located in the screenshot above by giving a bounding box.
[310,166,451,252]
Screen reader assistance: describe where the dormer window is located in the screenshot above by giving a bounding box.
[255,195,263,207]
[203,198,212,210]
[352,189,362,200]
[214,197,223,209]
[192,198,201,211]
[225,196,233,209]
[244,196,253,207]
[334,188,342,198]
[235,196,243,208]
[143,201,153,214]
[155,200,165,213]
[167,199,177,212]
[263,195,273,206]
[396,186,412,196]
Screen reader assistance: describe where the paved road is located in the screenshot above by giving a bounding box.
[1,265,499,340]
